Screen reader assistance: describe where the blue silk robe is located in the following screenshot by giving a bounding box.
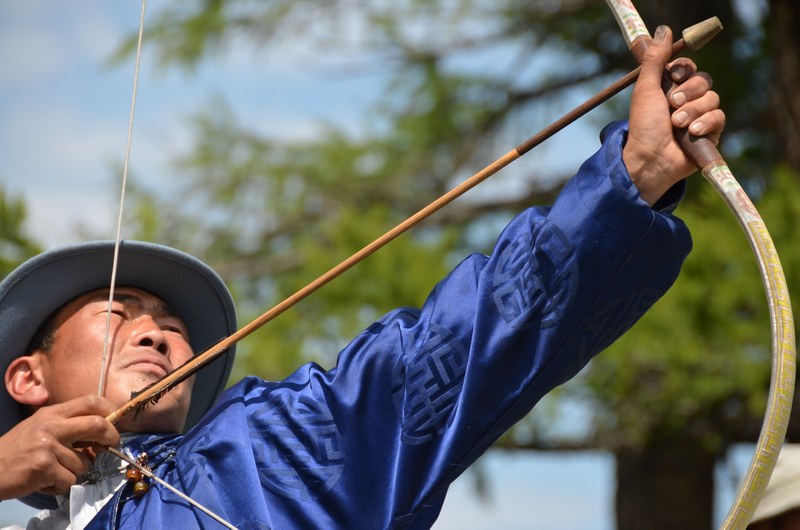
[86,121,692,529]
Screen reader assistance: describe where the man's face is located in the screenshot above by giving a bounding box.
[34,286,195,433]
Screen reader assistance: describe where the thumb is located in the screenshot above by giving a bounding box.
[638,25,672,85]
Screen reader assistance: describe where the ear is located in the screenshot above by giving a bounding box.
[5,355,49,406]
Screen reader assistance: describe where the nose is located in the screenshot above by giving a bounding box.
[134,318,169,356]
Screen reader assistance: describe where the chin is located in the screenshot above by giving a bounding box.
[116,399,189,434]
[118,415,186,434]
[110,381,192,433]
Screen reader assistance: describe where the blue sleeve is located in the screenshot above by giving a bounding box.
[236,121,690,528]
[111,121,692,530]
[357,120,691,525]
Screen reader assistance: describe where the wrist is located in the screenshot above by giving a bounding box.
[622,140,675,207]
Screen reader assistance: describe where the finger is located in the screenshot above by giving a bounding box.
[667,72,714,108]
[671,91,722,129]
[38,465,80,496]
[638,25,674,89]
[686,109,726,141]
[46,395,118,419]
[52,443,93,479]
[40,476,72,496]
[39,486,60,496]
[667,58,697,83]
[52,415,121,448]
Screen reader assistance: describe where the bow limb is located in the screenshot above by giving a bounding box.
[604,2,796,529]
[697,165,795,530]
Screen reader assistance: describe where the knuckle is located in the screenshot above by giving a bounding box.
[87,416,119,445]
[83,394,105,411]
[697,71,714,87]
[30,449,55,472]
[87,415,106,431]
[53,475,76,495]
[33,433,56,450]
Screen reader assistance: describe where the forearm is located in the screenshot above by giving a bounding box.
[459,120,691,429]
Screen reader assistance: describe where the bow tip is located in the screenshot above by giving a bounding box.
[683,16,724,52]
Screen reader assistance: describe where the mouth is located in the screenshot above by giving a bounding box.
[126,356,171,378]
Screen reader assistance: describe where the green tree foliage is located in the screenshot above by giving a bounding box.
[0,187,41,278]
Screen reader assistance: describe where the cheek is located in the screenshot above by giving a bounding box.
[49,330,105,377]
[172,340,195,367]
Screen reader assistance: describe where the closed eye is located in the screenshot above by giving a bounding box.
[109,304,129,318]
[97,303,128,319]
[160,320,189,339]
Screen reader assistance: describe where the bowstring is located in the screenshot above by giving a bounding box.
[97,0,148,397]
[93,6,239,529]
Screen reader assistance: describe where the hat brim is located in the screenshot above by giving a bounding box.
[0,240,236,485]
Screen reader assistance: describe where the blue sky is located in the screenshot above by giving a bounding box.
[0,2,759,528]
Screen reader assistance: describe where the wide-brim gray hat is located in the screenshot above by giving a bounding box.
[0,240,237,436]
[0,241,237,510]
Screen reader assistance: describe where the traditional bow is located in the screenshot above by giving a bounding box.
[604,1,796,528]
